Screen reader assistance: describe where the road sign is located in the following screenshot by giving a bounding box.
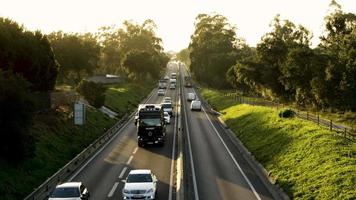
[74,102,85,125]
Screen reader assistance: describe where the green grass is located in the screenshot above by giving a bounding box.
[0,82,155,200]
[104,82,155,117]
[201,88,356,200]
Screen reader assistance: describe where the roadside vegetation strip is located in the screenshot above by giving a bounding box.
[104,82,155,116]
[0,83,154,200]
[200,88,356,200]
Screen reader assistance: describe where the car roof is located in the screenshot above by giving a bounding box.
[129,169,151,174]
[56,182,81,188]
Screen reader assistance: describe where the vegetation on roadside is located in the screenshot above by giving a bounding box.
[104,82,155,117]
[201,87,356,199]
[0,107,116,200]
[77,80,106,108]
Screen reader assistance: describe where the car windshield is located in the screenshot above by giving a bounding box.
[164,113,169,117]
[127,174,153,183]
[161,104,171,108]
[50,187,80,198]
[140,118,161,126]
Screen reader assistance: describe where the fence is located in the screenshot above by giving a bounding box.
[224,93,356,141]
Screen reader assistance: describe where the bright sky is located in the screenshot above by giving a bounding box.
[0,0,355,51]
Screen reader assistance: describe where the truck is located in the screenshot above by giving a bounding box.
[134,104,166,147]
[184,76,192,87]
[158,79,167,89]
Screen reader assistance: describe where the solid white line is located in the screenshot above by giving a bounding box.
[183,93,200,200]
[107,182,119,197]
[168,75,179,200]
[126,155,134,165]
[201,106,262,200]
[119,167,128,179]
[132,147,138,154]
[68,88,156,181]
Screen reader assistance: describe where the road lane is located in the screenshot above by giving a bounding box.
[70,65,179,200]
[180,64,274,200]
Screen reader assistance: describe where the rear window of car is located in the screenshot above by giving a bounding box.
[51,187,80,198]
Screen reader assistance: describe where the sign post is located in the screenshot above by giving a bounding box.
[74,102,85,125]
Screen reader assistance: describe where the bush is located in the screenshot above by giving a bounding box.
[0,70,35,162]
[77,80,106,108]
[279,108,295,118]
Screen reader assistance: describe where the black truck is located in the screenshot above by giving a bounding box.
[134,104,166,147]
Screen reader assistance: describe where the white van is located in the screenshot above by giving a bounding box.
[187,93,196,101]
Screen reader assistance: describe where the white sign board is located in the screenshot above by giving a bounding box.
[74,103,85,125]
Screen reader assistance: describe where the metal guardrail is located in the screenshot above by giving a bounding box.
[24,113,129,200]
[224,93,356,141]
[24,88,156,200]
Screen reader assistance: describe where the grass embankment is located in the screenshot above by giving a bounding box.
[105,82,155,116]
[0,82,154,200]
[201,88,356,200]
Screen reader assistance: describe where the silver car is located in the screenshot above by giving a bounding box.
[49,182,90,200]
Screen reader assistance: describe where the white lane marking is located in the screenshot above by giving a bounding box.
[183,85,200,199]
[201,106,262,200]
[132,147,138,154]
[108,182,119,197]
[68,88,156,181]
[126,155,134,165]
[168,75,179,200]
[119,167,128,179]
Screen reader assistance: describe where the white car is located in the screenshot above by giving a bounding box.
[49,182,90,200]
[163,97,171,103]
[122,169,157,200]
[164,112,170,124]
[161,102,173,117]
[190,100,202,111]
[157,89,165,96]
[169,84,176,90]
[187,92,196,101]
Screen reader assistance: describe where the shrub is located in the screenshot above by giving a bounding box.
[77,80,106,108]
[279,108,295,118]
[0,70,35,162]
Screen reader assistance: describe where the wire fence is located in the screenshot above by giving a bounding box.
[224,93,356,142]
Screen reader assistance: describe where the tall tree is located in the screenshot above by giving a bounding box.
[0,18,58,91]
[48,32,100,84]
[189,14,238,88]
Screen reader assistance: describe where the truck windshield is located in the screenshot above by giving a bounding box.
[140,118,161,126]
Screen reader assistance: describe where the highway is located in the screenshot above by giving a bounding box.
[69,64,180,200]
[180,65,274,200]
[64,62,276,200]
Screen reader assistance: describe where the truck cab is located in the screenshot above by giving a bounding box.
[135,104,166,147]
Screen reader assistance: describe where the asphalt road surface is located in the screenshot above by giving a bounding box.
[65,62,276,200]
[180,65,274,200]
[69,64,179,200]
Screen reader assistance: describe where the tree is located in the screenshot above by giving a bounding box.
[120,20,169,81]
[0,70,35,162]
[48,32,101,84]
[316,0,356,110]
[0,18,59,92]
[76,80,106,108]
[189,14,238,88]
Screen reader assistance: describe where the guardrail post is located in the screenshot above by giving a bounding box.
[307,112,309,120]
[330,120,333,131]
[317,115,320,125]
[344,128,347,139]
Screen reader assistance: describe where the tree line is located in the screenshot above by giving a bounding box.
[0,18,168,162]
[186,0,355,111]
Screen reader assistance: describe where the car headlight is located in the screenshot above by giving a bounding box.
[147,188,154,193]
[123,189,129,193]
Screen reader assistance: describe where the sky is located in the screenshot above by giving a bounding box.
[0,0,355,52]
